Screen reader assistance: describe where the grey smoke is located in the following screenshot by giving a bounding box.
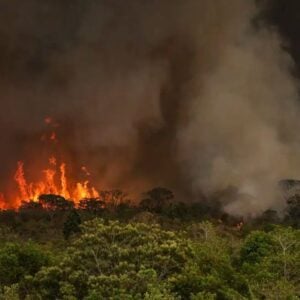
[0,0,299,214]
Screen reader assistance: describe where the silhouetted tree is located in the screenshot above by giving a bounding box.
[63,210,81,240]
[99,190,128,210]
[163,202,189,220]
[285,195,300,228]
[140,187,174,213]
[38,194,74,211]
[19,201,43,211]
[251,209,281,231]
[78,198,105,215]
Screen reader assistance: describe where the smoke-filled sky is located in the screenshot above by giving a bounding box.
[0,0,299,214]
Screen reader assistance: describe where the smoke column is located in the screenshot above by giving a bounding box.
[0,0,299,214]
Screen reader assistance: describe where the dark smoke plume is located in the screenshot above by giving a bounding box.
[0,0,299,214]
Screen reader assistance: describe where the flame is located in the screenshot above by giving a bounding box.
[40,132,58,143]
[49,156,57,166]
[4,157,100,208]
[0,194,8,210]
[14,161,30,201]
[0,116,101,209]
[60,163,70,199]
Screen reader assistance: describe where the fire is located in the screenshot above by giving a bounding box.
[0,116,101,210]
[6,157,100,208]
[0,194,8,210]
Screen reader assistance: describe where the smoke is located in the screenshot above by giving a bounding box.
[0,0,299,214]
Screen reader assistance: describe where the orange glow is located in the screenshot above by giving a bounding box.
[0,157,100,209]
[81,166,91,176]
[50,132,57,142]
[0,116,102,210]
[49,156,57,166]
[60,163,70,199]
[14,161,30,202]
[44,116,59,127]
[0,194,8,210]
[44,116,53,125]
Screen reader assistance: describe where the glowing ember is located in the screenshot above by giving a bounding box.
[50,132,57,142]
[44,116,59,127]
[81,166,91,176]
[44,117,53,125]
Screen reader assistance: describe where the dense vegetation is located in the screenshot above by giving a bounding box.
[0,187,299,299]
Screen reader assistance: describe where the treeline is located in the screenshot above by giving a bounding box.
[0,186,299,239]
[0,187,299,299]
[0,220,299,299]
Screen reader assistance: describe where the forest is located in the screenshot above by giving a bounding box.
[0,187,299,299]
[0,0,299,299]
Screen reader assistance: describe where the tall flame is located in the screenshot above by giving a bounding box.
[0,117,101,209]
[10,157,100,207]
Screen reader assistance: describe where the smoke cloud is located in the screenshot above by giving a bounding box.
[0,0,299,214]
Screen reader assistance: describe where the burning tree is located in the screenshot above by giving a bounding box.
[38,194,74,211]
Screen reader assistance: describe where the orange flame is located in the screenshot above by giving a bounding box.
[9,157,100,207]
[60,163,70,199]
[0,116,102,209]
[0,194,8,210]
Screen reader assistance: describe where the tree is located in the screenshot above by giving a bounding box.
[239,227,300,299]
[255,209,281,228]
[19,201,43,211]
[240,231,275,265]
[140,187,174,213]
[272,226,300,281]
[163,202,189,220]
[173,222,251,299]
[0,284,19,300]
[99,190,128,210]
[38,194,74,211]
[286,194,300,228]
[63,210,81,240]
[0,242,49,288]
[78,198,105,215]
[29,219,192,299]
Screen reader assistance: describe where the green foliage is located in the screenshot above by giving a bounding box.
[0,242,49,288]
[28,219,192,299]
[0,196,299,299]
[240,226,300,299]
[172,222,251,299]
[191,292,216,300]
[240,231,275,265]
[286,195,300,228]
[63,210,81,240]
[0,284,19,300]
[140,187,174,213]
